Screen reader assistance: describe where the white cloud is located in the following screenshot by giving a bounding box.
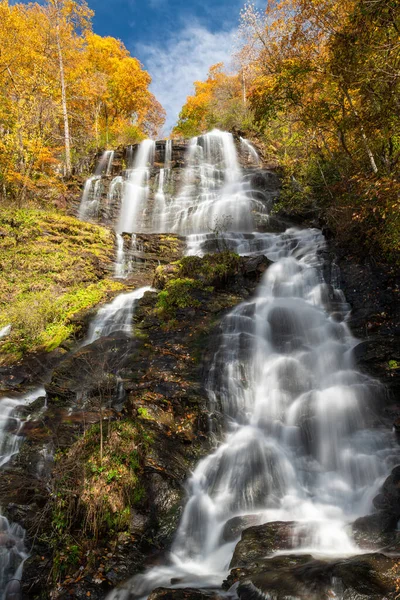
[135,24,236,132]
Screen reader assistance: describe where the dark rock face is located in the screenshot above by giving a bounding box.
[332,246,400,421]
[221,516,261,544]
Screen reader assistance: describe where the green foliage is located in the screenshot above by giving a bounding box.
[388,360,399,370]
[50,418,149,582]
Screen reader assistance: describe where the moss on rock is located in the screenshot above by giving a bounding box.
[0,208,123,363]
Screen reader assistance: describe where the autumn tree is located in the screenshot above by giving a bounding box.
[0,0,165,206]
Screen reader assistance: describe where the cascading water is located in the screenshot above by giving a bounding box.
[78,176,102,221]
[79,130,269,239]
[95,150,114,176]
[240,137,260,166]
[106,138,398,600]
[0,388,46,597]
[117,140,155,234]
[0,326,11,340]
[161,130,256,234]
[79,151,115,220]
[83,286,153,346]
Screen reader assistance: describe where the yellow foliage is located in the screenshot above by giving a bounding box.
[0,0,165,206]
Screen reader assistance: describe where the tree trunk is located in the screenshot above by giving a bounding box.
[343,88,378,174]
[54,0,72,177]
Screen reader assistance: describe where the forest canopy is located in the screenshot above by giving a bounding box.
[174,0,400,262]
[0,0,165,206]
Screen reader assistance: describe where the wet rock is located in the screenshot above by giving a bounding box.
[47,332,137,402]
[234,553,399,600]
[148,588,219,600]
[223,555,314,591]
[221,515,261,544]
[229,521,296,568]
[4,579,21,600]
[353,464,400,548]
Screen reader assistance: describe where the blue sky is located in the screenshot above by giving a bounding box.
[14,0,258,130]
[89,0,249,131]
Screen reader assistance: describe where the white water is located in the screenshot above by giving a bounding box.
[78,176,102,220]
[95,150,114,176]
[83,287,153,346]
[0,326,11,340]
[79,151,115,220]
[240,137,260,166]
[115,234,127,278]
[0,388,46,468]
[0,388,45,596]
[158,130,257,234]
[117,140,155,234]
[106,139,398,600]
[165,139,172,167]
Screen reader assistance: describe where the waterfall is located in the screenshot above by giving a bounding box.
[152,168,168,232]
[78,131,269,275]
[164,130,254,234]
[114,233,126,278]
[117,140,155,234]
[0,388,46,468]
[165,139,172,167]
[106,170,398,600]
[79,151,114,220]
[240,137,260,166]
[78,176,102,220]
[83,286,153,346]
[108,176,124,206]
[0,388,45,595]
[95,150,114,176]
[0,325,11,339]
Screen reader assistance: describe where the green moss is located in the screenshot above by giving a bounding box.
[156,277,201,314]
[137,407,152,420]
[0,208,123,362]
[154,252,241,320]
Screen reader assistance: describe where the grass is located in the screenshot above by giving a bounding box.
[0,208,124,362]
[50,419,148,580]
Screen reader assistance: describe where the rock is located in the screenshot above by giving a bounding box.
[235,553,399,600]
[229,521,296,568]
[221,515,261,544]
[4,579,21,600]
[223,555,312,590]
[353,512,399,544]
[46,332,137,402]
[148,588,219,600]
[353,464,400,548]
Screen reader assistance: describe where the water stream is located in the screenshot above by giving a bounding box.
[0,388,45,598]
[83,287,153,346]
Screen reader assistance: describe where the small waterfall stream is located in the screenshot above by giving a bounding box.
[0,388,45,598]
[83,287,153,346]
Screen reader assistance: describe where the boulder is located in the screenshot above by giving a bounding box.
[221,515,261,544]
[229,521,296,568]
